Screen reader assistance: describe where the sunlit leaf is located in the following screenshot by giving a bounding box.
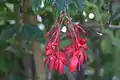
[5,3,14,12]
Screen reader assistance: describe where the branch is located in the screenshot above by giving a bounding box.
[83,23,120,29]
[109,25,120,29]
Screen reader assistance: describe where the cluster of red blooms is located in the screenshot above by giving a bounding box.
[44,13,88,75]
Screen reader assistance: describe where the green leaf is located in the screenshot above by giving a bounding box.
[6,52,18,72]
[112,3,120,13]
[32,0,41,10]
[100,36,113,54]
[0,24,20,40]
[54,9,61,21]
[21,24,44,42]
[6,11,16,20]
[86,48,94,63]
[109,30,120,48]
[60,39,71,48]
[85,0,98,10]
[5,3,14,12]
[13,74,24,80]
[6,0,20,4]
[69,3,78,16]
[111,13,120,21]
[45,0,53,4]
[71,0,85,10]
[94,9,102,22]
[0,4,6,11]
[0,56,8,73]
[0,11,6,20]
[0,51,18,73]
[113,47,120,75]
[0,40,10,51]
[104,29,114,40]
[0,0,6,3]
[56,0,65,12]
[102,61,113,75]
[86,38,94,63]
[115,30,120,39]
[112,38,120,48]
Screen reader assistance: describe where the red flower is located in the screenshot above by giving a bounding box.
[68,55,78,72]
[45,42,58,56]
[54,59,65,75]
[63,45,73,57]
[80,43,88,51]
[44,13,88,75]
[54,52,66,75]
[59,60,64,75]
[44,54,56,71]
[75,49,83,57]
[82,50,87,61]
[80,38,86,45]
[54,59,59,70]
[77,38,88,51]
[45,48,54,56]
[78,53,84,71]
[49,57,55,70]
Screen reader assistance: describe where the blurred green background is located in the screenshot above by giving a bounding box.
[0,0,120,80]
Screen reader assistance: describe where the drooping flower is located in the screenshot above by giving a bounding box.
[68,55,78,72]
[44,12,88,75]
[53,52,66,75]
[44,54,56,71]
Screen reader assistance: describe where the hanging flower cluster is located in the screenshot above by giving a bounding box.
[44,13,88,75]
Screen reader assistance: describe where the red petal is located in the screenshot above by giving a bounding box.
[44,57,49,66]
[63,46,73,57]
[59,61,64,75]
[75,50,82,57]
[79,54,84,64]
[46,42,52,48]
[78,62,81,71]
[78,54,84,71]
[59,53,66,64]
[54,60,59,70]
[52,42,58,46]
[45,49,53,55]
[45,32,50,38]
[80,38,86,45]
[49,56,55,71]
[49,60,55,71]
[66,33,71,38]
[81,44,88,51]
[68,56,78,72]
[63,46,70,52]
[82,51,87,61]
